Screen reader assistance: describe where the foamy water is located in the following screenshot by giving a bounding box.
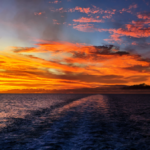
[0,94,150,149]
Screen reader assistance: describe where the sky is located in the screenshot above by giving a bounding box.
[0,0,150,93]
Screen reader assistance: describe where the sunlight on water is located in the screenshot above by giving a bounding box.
[0,94,150,150]
[0,94,87,128]
[57,95,109,114]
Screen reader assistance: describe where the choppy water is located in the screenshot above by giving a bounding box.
[0,94,150,150]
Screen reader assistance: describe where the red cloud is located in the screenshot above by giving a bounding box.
[73,17,104,23]
[68,6,101,14]
[34,12,44,15]
[68,6,115,17]
[73,22,150,41]
[129,4,138,9]
[113,26,150,38]
[72,12,150,42]
[119,4,137,14]
[132,42,138,45]
[49,0,61,4]
[53,19,60,25]
[137,13,150,20]
[104,34,122,44]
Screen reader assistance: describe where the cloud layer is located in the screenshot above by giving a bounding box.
[1,41,150,92]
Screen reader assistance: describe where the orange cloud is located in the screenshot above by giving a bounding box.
[1,41,150,93]
[13,41,98,57]
[0,51,96,92]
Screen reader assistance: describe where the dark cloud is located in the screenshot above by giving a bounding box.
[4,0,67,41]
[125,75,149,82]
[124,65,150,73]
[45,73,128,84]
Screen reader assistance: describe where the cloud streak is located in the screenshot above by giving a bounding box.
[73,17,104,23]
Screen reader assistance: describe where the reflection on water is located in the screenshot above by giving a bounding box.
[0,94,150,149]
[0,94,87,128]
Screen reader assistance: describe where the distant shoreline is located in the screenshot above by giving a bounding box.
[0,90,150,94]
[1,84,150,94]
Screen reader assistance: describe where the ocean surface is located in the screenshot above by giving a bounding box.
[0,94,150,150]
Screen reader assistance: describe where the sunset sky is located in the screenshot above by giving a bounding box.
[0,0,150,93]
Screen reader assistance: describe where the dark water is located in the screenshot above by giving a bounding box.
[0,94,150,150]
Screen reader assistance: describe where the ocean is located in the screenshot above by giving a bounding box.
[0,94,150,150]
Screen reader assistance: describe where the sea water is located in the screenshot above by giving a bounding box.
[0,94,150,150]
